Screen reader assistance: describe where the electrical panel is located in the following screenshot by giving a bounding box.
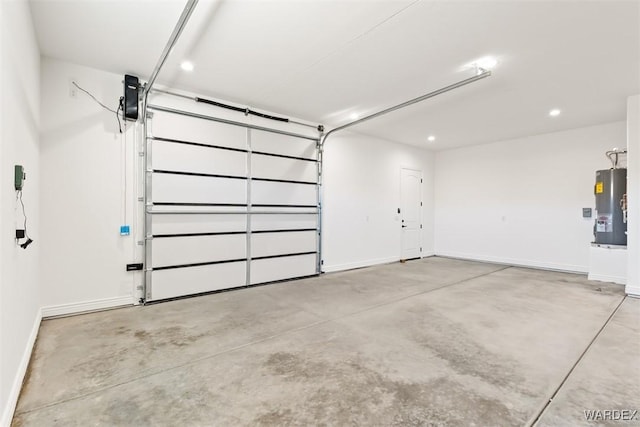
[14,165,25,190]
[124,74,139,120]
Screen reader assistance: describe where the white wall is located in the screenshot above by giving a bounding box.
[39,58,328,310]
[39,57,436,307]
[434,122,626,273]
[39,58,138,313]
[0,1,41,425]
[322,132,434,272]
[627,94,640,296]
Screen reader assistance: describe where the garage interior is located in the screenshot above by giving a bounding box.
[1,0,639,426]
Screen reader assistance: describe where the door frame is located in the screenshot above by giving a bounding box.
[399,167,423,261]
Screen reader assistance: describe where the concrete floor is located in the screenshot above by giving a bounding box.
[12,257,639,426]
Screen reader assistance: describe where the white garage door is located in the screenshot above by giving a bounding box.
[144,105,321,302]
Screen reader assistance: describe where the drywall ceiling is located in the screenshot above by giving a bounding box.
[30,0,640,150]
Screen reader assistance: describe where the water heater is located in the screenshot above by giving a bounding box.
[594,168,627,245]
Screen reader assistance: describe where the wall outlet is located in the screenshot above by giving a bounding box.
[120,225,130,236]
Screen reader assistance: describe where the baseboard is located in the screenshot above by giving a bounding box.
[41,295,133,318]
[1,309,42,427]
[435,251,588,274]
[323,256,400,273]
[588,273,627,285]
[626,286,640,297]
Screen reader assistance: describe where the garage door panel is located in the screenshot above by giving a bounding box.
[251,181,317,206]
[151,262,247,301]
[153,214,246,235]
[153,141,246,177]
[252,156,316,183]
[151,111,247,151]
[251,231,316,258]
[252,130,317,159]
[152,174,246,205]
[146,107,319,302]
[250,254,317,285]
[152,235,246,268]
[251,214,318,231]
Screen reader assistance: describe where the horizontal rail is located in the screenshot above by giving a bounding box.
[148,104,320,142]
[146,210,318,215]
[154,202,247,207]
[252,251,317,261]
[152,251,317,271]
[149,87,322,131]
[152,169,317,186]
[152,228,317,238]
[153,202,318,208]
[153,231,247,238]
[150,136,248,154]
[252,228,317,234]
[250,273,319,288]
[252,150,317,163]
[252,204,317,208]
[153,169,245,180]
[252,177,317,186]
[153,258,246,271]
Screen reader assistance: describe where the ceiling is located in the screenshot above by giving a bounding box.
[30,0,640,150]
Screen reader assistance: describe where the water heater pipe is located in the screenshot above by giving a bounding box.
[606,149,627,169]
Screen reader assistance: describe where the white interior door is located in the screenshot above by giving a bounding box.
[400,168,422,260]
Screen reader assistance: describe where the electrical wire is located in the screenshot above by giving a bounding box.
[72,81,116,112]
[18,191,29,238]
[117,98,124,134]
[122,112,127,225]
[72,81,123,133]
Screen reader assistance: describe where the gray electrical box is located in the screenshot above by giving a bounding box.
[14,165,25,190]
[582,208,592,218]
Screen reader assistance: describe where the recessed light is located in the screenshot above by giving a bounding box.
[464,56,498,74]
[427,135,436,142]
[549,109,561,117]
[476,56,497,71]
[180,61,194,72]
[349,113,359,120]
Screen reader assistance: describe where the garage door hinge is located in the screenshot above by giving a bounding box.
[420,247,423,252]
[421,179,423,183]
[420,202,423,206]
[420,224,423,229]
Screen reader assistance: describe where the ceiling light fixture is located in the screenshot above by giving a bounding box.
[427,135,436,142]
[349,113,360,120]
[549,108,561,117]
[180,61,194,72]
[464,56,498,75]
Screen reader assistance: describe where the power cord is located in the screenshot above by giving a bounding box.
[16,190,33,249]
[72,81,123,133]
